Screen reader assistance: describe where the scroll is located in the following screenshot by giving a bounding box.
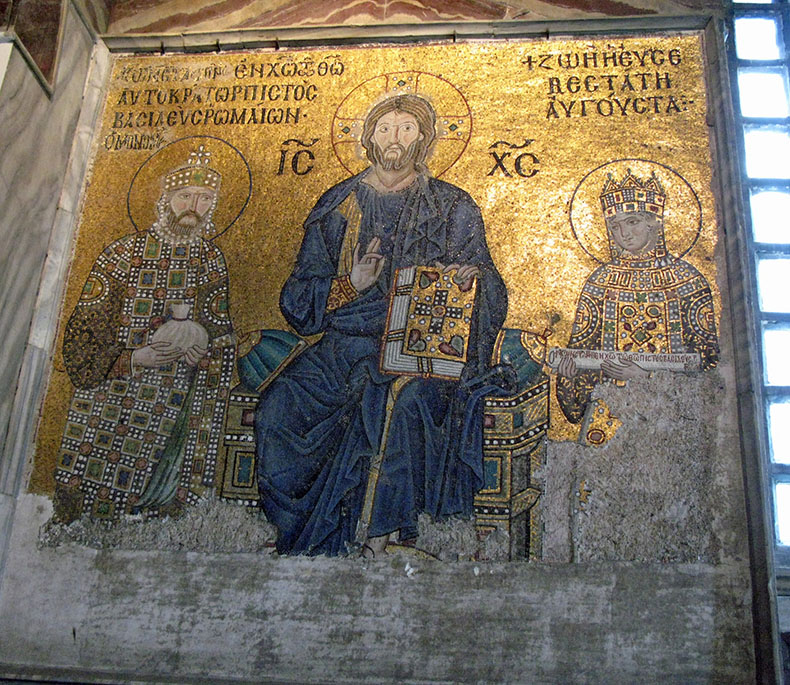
[547,347,701,372]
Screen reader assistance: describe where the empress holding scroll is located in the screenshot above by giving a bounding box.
[556,169,720,424]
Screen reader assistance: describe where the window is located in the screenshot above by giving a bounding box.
[731,1,790,566]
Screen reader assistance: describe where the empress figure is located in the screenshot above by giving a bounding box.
[556,170,719,423]
[255,94,508,556]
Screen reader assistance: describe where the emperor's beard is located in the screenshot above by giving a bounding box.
[370,138,423,172]
[157,205,210,242]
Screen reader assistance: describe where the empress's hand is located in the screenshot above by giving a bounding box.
[132,341,183,368]
[183,343,209,366]
[601,359,649,381]
[435,261,481,290]
[350,238,385,291]
[557,355,577,379]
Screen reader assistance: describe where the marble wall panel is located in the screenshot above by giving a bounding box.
[74,0,107,33]
[0,3,93,478]
[0,1,12,29]
[0,43,10,98]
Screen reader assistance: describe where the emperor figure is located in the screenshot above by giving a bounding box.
[556,169,720,423]
[53,146,236,522]
[255,94,509,556]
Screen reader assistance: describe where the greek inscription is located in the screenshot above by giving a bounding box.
[110,107,304,129]
[547,72,672,95]
[545,95,693,119]
[108,79,321,137]
[487,152,512,177]
[526,44,693,120]
[276,139,319,176]
[103,131,167,151]
[234,55,344,79]
[116,64,226,84]
[486,140,540,178]
[522,47,682,71]
[115,84,319,107]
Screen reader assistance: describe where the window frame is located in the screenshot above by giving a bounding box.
[731,1,790,572]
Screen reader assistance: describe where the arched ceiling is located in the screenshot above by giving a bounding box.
[104,0,721,35]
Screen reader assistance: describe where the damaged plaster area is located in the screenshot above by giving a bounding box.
[39,498,279,553]
[541,368,746,563]
[38,369,744,565]
[38,496,504,560]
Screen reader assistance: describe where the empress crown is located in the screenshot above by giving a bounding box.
[600,169,666,218]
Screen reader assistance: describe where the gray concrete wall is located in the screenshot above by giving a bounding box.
[0,494,756,684]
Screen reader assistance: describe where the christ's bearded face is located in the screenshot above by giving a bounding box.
[162,186,216,239]
[370,111,424,171]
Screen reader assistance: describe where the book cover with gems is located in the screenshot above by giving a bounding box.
[381,265,477,380]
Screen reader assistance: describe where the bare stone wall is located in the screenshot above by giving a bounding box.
[543,369,748,565]
[0,494,756,683]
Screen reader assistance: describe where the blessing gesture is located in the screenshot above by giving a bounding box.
[350,238,385,291]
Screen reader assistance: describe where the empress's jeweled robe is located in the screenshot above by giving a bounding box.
[255,171,510,555]
[556,234,719,424]
[54,227,235,521]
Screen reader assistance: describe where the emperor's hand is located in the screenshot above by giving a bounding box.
[183,343,209,366]
[132,341,183,368]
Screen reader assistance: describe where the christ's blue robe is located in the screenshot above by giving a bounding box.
[255,171,510,555]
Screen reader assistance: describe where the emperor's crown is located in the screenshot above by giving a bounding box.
[600,169,665,218]
[163,145,221,192]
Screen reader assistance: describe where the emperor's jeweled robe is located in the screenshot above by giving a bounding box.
[54,228,235,520]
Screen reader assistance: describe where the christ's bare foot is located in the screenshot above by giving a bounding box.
[363,533,390,558]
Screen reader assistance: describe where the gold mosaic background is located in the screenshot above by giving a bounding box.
[31,33,719,492]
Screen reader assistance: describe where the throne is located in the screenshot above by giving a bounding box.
[217,328,549,560]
